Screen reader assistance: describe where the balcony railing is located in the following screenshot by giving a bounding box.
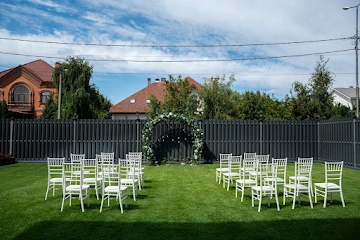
[7,102,33,112]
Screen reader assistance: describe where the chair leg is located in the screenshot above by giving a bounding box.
[61,195,65,212]
[118,193,124,213]
[258,194,262,212]
[275,193,280,211]
[323,189,327,208]
[45,184,50,200]
[340,190,346,207]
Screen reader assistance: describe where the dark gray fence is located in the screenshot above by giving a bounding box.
[0,118,359,167]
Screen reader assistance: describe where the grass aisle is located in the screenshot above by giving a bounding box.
[0,163,360,240]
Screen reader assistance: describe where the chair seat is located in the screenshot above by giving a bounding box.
[50,178,63,183]
[289,175,309,181]
[83,177,103,183]
[104,186,127,192]
[236,179,257,185]
[66,184,90,191]
[223,172,240,177]
[284,183,309,191]
[252,185,275,191]
[121,179,139,184]
[263,177,284,183]
[314,183,340,189]
[216,167,229,172]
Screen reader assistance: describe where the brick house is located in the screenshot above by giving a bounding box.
[109,77,202,119]
[0,59,56,118]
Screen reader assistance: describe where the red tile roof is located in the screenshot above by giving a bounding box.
[109,76,202,114]
[0,59,54,86]
[22,59,53,82]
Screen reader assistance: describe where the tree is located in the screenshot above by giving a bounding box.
[197,74,236,119]
[146,95,162,119]
[235,91,291,120]
[43,56,112,119]
[309,55,334,119]
[41,94,57,119]
[0,100,9,119]
[147,75,199,118]
[288,56,335,120]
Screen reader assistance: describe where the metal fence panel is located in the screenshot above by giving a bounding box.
[0,118,358,167]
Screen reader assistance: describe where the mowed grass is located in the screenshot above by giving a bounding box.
[0,162,360,240]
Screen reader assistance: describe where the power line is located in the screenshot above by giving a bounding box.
[0,48,353,63]
[0,36,351,48]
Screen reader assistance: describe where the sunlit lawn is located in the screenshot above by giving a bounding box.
[0,162,359,240]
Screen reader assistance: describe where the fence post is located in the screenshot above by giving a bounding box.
[9,119,14,155]
[259,120,263,155]
[317,119,320,162]
[354,118,357,167]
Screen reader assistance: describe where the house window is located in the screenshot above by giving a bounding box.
[41,91,51,104]
[13,85,29,104]
[130,99,136,104]
[146,99,150,104]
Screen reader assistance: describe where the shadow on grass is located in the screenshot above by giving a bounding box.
[13,218,360,240]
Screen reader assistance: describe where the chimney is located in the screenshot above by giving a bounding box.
[161,77,166,81]
[155,78,160,82]
[147,78,151,86]
[55,62,61,67]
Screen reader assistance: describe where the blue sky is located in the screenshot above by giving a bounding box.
[0,0,359,105]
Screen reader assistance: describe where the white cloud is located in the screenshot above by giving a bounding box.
[0,0,358,103]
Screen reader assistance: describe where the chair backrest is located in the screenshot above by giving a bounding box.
[47,157,65,179]
[102,162,122,187]
[229,155,242,172]
[70,153,85,163]
[325,161,343,184]
[258,162,274,187]
[298,157,313,165]
[256,154,270,163]
[294,161,312,184]
[244,152,256,160]
[100,152,114,164]
[62,162,84,186]
[271,157,287,179]
[81,158,98,178]
[127,152,142,160]
[297,157,313,177]
[242,158,257,174]
[219,153,232,168]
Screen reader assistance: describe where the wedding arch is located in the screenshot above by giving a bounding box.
[141,112,204,164]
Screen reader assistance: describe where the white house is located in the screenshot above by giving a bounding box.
[331,87,358,108]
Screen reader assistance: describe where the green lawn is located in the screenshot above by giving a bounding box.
[0,162,359,240]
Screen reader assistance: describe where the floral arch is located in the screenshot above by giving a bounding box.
[141,112,204,164]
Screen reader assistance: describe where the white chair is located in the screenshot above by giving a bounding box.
[70,153,85,163]
[251,162,280,212]
[100,152,115,164]
[289,157,314,195]
[244,152,256,160]
[256,154,270,163]
[222,155,242,191]
[263,158,287,191]
[235,158,258,201]
[61,162,90,212]
[100,162,128,213]
[45,157,65,200]
[249,154,270,179]
[119,158,139,201]
[98,152,115,178]
[82,158,102,200]
[283,161,313,209]
[314,161,345,208]
[216,153,232,184]
[127,152,144,189]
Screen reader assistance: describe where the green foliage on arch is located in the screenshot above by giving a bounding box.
[142,112,204,164]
